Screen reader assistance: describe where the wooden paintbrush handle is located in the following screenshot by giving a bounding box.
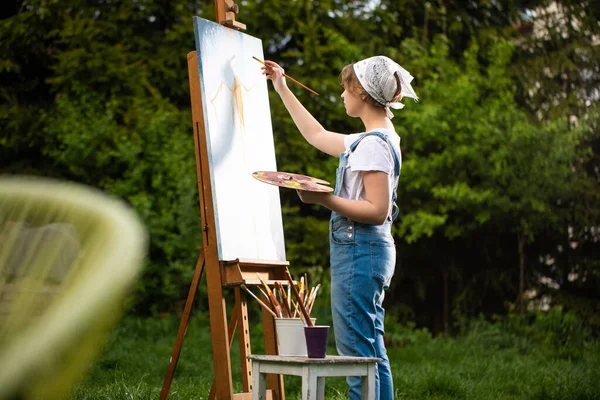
[241,285,277,318]
[285,268,313,326]
[253,56,319,96]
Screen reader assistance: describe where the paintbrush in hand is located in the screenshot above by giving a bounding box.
[253,56,319,96]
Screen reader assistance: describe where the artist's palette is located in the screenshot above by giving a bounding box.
[252,171,334,192]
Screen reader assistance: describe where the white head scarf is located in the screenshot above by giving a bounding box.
[353,56,418,119]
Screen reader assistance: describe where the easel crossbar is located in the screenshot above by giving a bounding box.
[221,259,291,287]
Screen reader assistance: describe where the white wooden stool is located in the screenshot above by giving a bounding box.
[247,355,382,400]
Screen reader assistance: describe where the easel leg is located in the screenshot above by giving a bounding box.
[205,253,234,399]
[235,288,252,392]
[262,299,285,400]
[160,251,206,400]
[208,298,240,400]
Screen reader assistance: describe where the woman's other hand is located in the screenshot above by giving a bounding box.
[296,190,329,205]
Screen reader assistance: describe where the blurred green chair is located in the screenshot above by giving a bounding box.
[0,176,147,399]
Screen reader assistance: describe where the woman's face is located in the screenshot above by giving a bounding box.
[341,87,364,117]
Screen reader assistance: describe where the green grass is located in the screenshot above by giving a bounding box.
[70,313,600,399]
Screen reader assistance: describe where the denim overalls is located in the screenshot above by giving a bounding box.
[329,131,400,400]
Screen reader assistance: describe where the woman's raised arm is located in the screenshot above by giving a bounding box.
[262,60,345,158]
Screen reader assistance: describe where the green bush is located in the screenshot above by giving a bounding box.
[529,308,589,359]
[43,88,203,314]
[461,314,536,354]
[459,309,590,359]
[384,314,432,348]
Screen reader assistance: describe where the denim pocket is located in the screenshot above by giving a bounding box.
[370,241,395,288]
[330,218,355,245]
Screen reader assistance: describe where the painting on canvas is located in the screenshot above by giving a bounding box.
[193,17,286,262]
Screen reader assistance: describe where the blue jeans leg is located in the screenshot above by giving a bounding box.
[375,292,393,400]
[330,235,394,400]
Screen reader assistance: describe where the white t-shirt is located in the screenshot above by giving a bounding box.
[340,128,401,216]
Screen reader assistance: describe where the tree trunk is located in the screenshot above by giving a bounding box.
[443,270,449,334]
[422,5,429,44]
[518,232,526,315]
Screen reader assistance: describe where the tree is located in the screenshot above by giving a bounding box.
[512,0,600,121]
[389,36,589,329]
[1,0,598,329]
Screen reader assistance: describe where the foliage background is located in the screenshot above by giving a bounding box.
[1,0,599,333]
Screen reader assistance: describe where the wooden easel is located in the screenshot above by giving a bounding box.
[160,2,289,399]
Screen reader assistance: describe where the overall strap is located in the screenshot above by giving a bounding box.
[349,132,401,177]
[349,131,401,221]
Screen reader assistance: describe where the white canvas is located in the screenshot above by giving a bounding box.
[193,17,286,262]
